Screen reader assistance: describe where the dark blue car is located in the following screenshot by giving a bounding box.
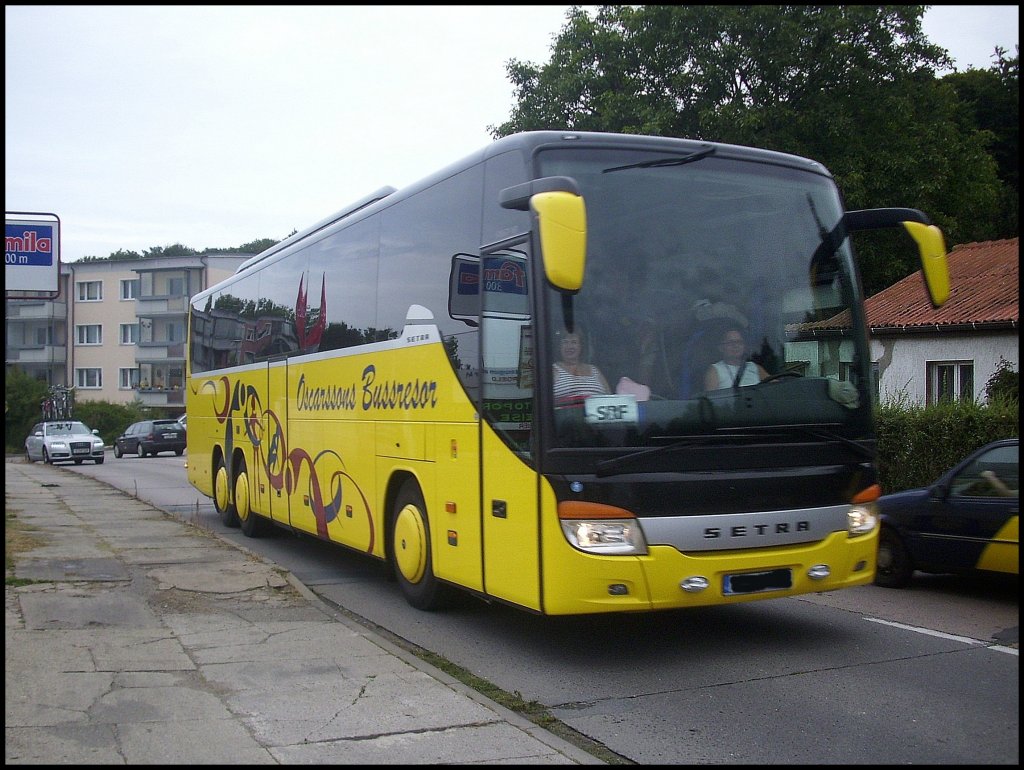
[875,438,1019,587]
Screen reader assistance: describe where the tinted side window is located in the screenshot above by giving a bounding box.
[308,216,382,353]
[378,165,484,392]
[256,254,307,360]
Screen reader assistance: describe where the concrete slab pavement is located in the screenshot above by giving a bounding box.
[5,458,604,764]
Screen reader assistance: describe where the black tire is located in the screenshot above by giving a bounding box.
[43,448,52,465]
[74,459,83,465]
[175,449,184,456]
[213,454,240,528]
[875,526,914,588]
[235,458,268,538]
[139,444,149,458]
[390,479,451,611]
[114,445,123,459]
[95,457,104,465]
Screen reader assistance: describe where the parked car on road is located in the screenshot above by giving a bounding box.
[114,419,187,458]
[875,438,1019,587]
[25,420,106,465]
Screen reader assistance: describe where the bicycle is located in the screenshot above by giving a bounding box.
[41,385,75,421]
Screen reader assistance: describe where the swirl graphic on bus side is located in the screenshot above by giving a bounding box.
[200,376,376,552]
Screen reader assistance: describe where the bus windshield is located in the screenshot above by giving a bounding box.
[537,147,871,452]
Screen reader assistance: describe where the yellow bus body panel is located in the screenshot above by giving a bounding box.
[431,422,483,593]
[481,422,542,610]
[539,495,877,616]
[188,339,878,616]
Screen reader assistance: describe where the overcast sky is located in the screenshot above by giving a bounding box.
[5,5,1019,263]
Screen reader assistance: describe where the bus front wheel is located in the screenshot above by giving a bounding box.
[213,455,240,528]
[390,480,450,611]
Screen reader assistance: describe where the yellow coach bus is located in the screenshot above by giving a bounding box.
[185,131,949,615]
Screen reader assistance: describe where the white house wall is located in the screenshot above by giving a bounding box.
[872,330,1019,405]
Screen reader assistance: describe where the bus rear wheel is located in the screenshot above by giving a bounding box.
[390,480,450,611]
[213,455,240,528]
[235,458,267,538]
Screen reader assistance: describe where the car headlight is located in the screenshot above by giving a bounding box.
[848,484,880,536]
[558,501,648,555]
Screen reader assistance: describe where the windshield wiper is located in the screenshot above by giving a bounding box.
[715,424,874,461]
[603,145,716,173]
[594,424,872,477]
[595,435,717,477]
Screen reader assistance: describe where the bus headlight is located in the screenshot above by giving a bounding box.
[558,501,648,555]
[560,519,648,555]
[847,484,881,536]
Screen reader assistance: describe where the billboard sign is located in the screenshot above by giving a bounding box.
[5,212,60,294]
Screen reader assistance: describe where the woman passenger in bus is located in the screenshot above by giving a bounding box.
[553,329,611,407]
[704,323,768,391]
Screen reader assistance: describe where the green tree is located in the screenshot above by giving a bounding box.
[492,5,1007,296]
[4,367,49,451]
[985,357,1019,404]
[236,238,280,254]
[144,243,198,258]
[942,48,1019,236]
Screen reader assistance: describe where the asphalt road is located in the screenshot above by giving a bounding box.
[48,451,1020,764]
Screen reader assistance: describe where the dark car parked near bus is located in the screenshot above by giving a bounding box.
[875,438,1019,588]
[114,419,187,458]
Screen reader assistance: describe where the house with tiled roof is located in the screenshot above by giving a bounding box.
[865,237,1019,405]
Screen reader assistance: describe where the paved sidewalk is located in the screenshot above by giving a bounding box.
[5,459,603,764]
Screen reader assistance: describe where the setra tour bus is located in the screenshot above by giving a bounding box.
[185,131,950,615]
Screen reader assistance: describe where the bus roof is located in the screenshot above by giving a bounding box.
[209,131,830,296]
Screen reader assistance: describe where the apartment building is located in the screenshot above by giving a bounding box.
[6,253,250,416]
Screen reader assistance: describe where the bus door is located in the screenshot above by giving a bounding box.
[479,243,543,609]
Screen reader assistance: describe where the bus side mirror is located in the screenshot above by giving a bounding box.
[846,208,950,308]
[500,177,588,293]
[901,221,950,308]
[532,191,587,293]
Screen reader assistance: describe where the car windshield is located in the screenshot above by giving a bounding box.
[46,422,92,436]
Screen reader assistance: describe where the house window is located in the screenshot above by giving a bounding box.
[75,368,102,388]
[76,281,103,301]
[119,368,140,389]
[120,323,139,344]
[35,326,54,346]
[120,278,140,300]
[168,277,185,296]
[75,324,103,345]
[839,361,880,399]
[928,361,974,404]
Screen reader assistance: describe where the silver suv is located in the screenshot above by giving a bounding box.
[25,421,106,465]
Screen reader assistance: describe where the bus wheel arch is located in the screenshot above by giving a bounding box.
[388,475,451,611]
[213,448,240,528]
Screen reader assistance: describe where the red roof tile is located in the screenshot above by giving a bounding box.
[865,237,1019,330]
